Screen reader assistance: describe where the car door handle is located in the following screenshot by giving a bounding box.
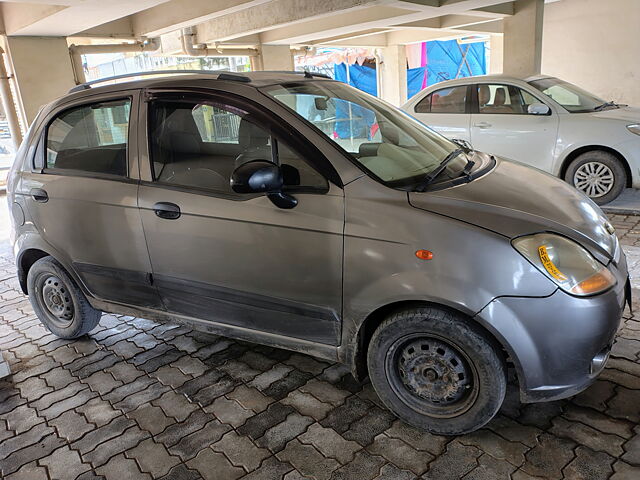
[30,188,48,203]
[153,202,181,220]
[473,122,492,129]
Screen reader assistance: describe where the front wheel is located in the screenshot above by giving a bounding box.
[367,307,506,435]
[27,256,102,338]
[565,151,627,205]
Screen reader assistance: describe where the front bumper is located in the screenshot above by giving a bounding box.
[475,252,628,403]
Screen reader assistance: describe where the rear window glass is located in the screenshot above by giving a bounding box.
[415,86,467,114]
[45,99,130,176]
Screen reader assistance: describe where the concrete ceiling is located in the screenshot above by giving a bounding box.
[0,0,516,47]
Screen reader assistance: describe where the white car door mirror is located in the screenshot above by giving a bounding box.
[528,103,551,115]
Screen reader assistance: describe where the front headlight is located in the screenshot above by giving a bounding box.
[513,233,616,296]
[627,124,640,136]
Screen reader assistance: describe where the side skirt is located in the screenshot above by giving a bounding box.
[88,297,339,362]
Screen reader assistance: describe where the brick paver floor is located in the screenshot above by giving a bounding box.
[1,226,640,479]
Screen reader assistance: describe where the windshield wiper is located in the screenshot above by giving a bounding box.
[415,148,464,192]
[594,101,620,111]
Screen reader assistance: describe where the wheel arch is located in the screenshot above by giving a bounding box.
[559,145,631,188]
[17,248,50,294]
[348,300,511,382]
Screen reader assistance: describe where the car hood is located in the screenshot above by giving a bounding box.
[409,156,617,261]
[589,106,640,123]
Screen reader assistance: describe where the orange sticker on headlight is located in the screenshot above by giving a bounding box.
[538,245,568,282]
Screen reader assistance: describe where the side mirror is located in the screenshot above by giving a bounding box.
[230,160,298,209]
[528,103,551,115]
[451,138,473,151]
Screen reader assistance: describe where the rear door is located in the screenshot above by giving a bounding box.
[409,84,471,143]
[137,90,344,346]
[470,83,559,171]
[20,91,161,308]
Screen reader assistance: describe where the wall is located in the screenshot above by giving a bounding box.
[5,36,76,125]
[542,0,640,106]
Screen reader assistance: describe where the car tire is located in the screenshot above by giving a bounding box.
[565,151,627,205]
[27,256,102,339]
[367,306,506,435]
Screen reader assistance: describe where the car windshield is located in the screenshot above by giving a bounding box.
[262,81,467,188]
[527,77,609,113]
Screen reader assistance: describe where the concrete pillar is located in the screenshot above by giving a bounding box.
[489,34,503,74]
[503,0,544,77]
[380,45,407,107]
[4,36,76,125]
[259,45,293,71]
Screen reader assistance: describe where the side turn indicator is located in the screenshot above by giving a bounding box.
[415,249,433,260]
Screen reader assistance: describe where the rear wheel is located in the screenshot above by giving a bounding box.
[367,307,506,435]
[565,151,627,205]
[27,256,102,338]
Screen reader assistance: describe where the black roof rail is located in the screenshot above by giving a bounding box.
[68,70,251,93]
[266,70,332,79]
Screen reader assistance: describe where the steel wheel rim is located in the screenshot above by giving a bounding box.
[38,274,74,327]
[385,333,479,418]
[573,162,615,198]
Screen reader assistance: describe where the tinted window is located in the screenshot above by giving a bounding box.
[415,86,467,114]
[149,99,327,194]
[477,84,538,114]
[46,99,130,176]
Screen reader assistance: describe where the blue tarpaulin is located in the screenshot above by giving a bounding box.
[425,39,486,87]
[334,63,377,96]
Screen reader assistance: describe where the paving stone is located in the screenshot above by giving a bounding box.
[113,380,171,413]
[126,438,181,478]
[169,419,231,461]
[342,406,396,446]
[39,366,76,389]
[611,460,640,480]
[0,392,27,415]
[459,429,528,467]
[5,462,48,480]
[384,420,449,455]
[299,422,362,464]
[320,395,371,433]
[218,359,261,382]
[239,350,280,371]
[83,425,149,467]
[76,398,121,427]
[190,375,238,406]
[153,390,199,421]
[156,410,215,448]
[81,370,122,395]
[39,445,91,480]
[73,353,122,379]
[71,416,135,455]
[237,402,295,441]
[177,368,226,399]
[517,401,564,430]
[212,430,271,471]
[49,410,93,442]
[463,453,517,480]
[108,339,144,359]
[281,390,334,421]
[40,387,97,421]
[550,416,625,457]
[227,385,274,413]
[607,386,640,423]
[262,370,314,401]
[248,364,294,391]
[277,439,340,480]
[3,404,44,434]
[241,456,294,480]
[1,430,66,476]
[521,433,576,480]
[30,381,86,411]
[621,426,640,465]
[128,404,175,435]
[573,380,616,412]
[203,396,253,427]
[152,364,192,388]
[157,464,204,480]
[422,441,482,480]
[192,339,234,361]
[102,375,155,404]
[186,448,244,480]
[612,337,640,361]
[300,378,350,406]
[171,356,208,376]
[139,350,185,374]
[0,423,55,460]
[96,453,151,479]
[330,449,386,480]
[15,376,52,401]
[256,412,314,453]
[105,361,144,384]
[485,415,542,448]
[368,433,432,475]
[562,446,614,480]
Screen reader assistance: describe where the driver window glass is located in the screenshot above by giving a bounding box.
[477,84,542,114]
[416,86,467,114]
[149,99,326,194]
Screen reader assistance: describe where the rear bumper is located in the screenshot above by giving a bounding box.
[475,253,628,403]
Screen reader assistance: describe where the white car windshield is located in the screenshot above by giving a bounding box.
[527,77,613,113]
[262,81,468,189]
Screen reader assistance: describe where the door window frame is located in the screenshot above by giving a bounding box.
[34,90,141,182]
[471,83,552,116]
[140,89,339,200]
[414,84,473,114]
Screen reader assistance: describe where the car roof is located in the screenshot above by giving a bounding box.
[58,70,333,106]
[418,74,555,89]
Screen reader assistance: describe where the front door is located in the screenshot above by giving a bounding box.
[470,83,559,171]
[137,93,344,345]
[21,92,161,308]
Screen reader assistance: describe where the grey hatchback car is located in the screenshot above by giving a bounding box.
[7,71,629,435]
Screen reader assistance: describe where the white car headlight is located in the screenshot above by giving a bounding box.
[513,233,616,296]
[627,124,640,136]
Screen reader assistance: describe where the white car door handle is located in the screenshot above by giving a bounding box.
[473,122,492,129]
